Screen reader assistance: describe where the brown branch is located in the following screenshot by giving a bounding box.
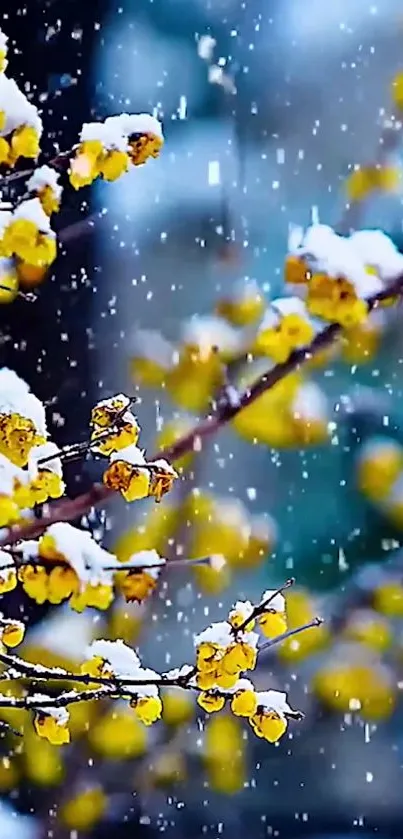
[1,276,403,549]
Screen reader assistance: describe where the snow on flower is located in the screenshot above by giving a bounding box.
[85,639,142,678]
[28,442,62,480]
[181,314,246,358]
[27,165,62,199]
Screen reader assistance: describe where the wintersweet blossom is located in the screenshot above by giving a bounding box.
[0,74,42,166]
[69,113,163,189]
[116,549,166,602]
[285,222,403,328]
[26,165,63,216]
[249,689,301,742]
[254,297,317,362]
[104,444,177,503]
[257,590,287,638]
[33,705,70,745]
[195,620,259,690]
[18,523,118,611]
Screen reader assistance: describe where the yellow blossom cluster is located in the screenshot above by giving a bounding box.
[69,113,163,190]
[356,435,403,529]
[0,585,314,750]
[0,370,65,530]
[0,198,57,303]
[0,615,25,648]
[81,639,163,726]
[0,72,42,167]
[285,224,403,328]
[313,650,395,722]
[97,394,178,502]
[16,524,116,611]
[0,26,164,303]
[193,591,303,743]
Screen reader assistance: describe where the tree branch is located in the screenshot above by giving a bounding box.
[1,277,403,548]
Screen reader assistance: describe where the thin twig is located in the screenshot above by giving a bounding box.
[236,578,295,633]
[258,616,324,652]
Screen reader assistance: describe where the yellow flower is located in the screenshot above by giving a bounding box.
[0,137,10,165]
[0,50,7,74]
[0,569,17,595]
[23,729,64,786]
[196,640,221,669]
[61,787,106,831]
[0,494,20,526]
[192,561,231,595]
[90,417,140,456]
[34,712,70,746]
[1,620,25,648]
[30,471,65,504]
[81,655,113,680]
[373,581,403,618]
[129,132,163,165]
[278,589,329,662]
[341,323,381,364]
[345,167,375,202]
[221,642,257,676]
[48,566,79,605]
[162,688,194,726]
[91,394,131,427]
[392,71,403,109]
[151,751,187,787]
[118,569,157,602]
[98,149,129,181]
[103,460,151,501]
[16,261,48,288]
[357,439,403,504]
[13,478,35,509]
[230,689,257,718]
[10,125,41,161]
[228,609,255,632]
[0,413,44,467]
[166,347,224,413]
[255,314,314,363]
[284,254,310,285]
[69,582,113,612]
[89,708,147,758]
[18,563,78,607]
[343,612,391,653]
[69,142,102,189]
[204,714,245,794]
[18,565,47,605]
[215,290,265,327]
[313,662,395,721]
[189,499,250,570]
[232,370,302,447]
[131,695,162,725]
[258,611,287,639]
[197,691,226,713]
[250,710,287,742]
